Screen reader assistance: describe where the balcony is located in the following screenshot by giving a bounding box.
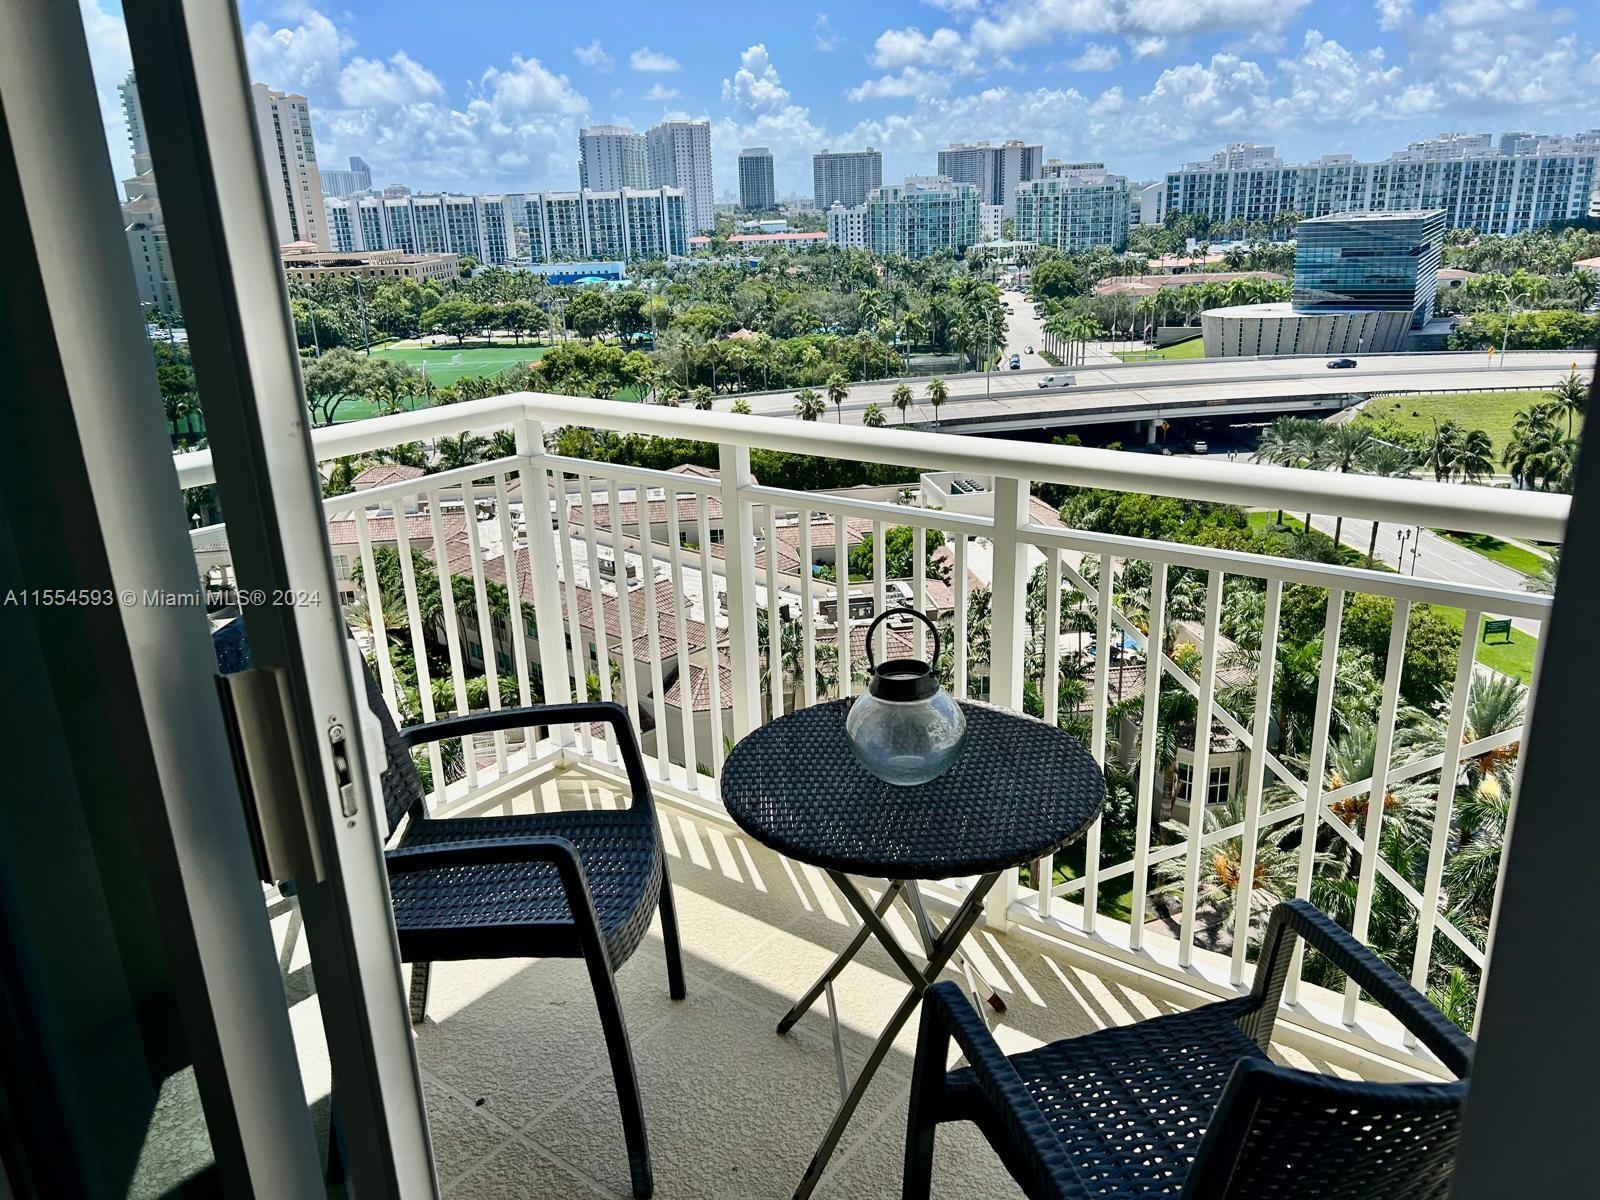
[186,393,1566,1195]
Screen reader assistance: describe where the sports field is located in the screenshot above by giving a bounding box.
[368,343,551,387]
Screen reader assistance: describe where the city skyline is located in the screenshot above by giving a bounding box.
[79,0,1600,199]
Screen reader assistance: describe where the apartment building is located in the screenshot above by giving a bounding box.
[863,176,980,259]
[320,156,372,198]
[521,187,687,263]
[936,140,1043,217]
[117,70,180,316]
[1015,169,1131,252]
[579,125,650,190]
[325,193,518,266]
[738,147,776,212]
[647,120,714,236]
[825,203,866,249]
[813,148,883,209]
[251,84,329,249]
[1164,132,1600,235]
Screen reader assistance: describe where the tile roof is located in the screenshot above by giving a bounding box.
[353,463,426,486]
[326,511,467,549]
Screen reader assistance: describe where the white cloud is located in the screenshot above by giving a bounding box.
[814,13,843,52]
[629,47,682,72]
[243,3,350,90]
[338,52,444,108]
[1066,43,1122,70]
[1131,36,1170,58]
[645,83,683,101]
[1375,0,1413,30]
[477,54,588,115]
[870,26,973,70]
[846,67,955,101]
[574,39,615,71]
[722,44,793,116]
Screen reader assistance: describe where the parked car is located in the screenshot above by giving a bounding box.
[1327,358,1358,369]
[1008,355,1021,369]
[1191,440,1209,455]
[1037,374,1076,388]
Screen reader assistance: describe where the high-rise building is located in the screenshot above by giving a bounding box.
[936,140,1043,217]
[813,149,883,210]
[1015,169,1131,251]
[1163,133,1600,235]
[739,147,776,213]
[647,120,714,236]
[521,188,687,263]
[320,155,373,198]
[116,72,179,316]
[826,202,866,249]
[1292,209,1446,328]
[325,193,517,265]
[864,176,979,259]
[118,69,151,175]
[251,83,329,248]
[579,125,650,191]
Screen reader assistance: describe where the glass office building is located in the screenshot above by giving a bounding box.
[1291,209,1446,327]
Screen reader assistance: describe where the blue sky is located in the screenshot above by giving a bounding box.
[84,0,1600,197]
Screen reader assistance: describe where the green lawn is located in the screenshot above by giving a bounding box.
[1116,337,1204,362]
[1432,530,1548,578]
[368,342,552,387]
[1434,608,1537,683]
[1355,390,1573,453]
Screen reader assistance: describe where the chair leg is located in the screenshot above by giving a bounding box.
[902,1007,950,1200]
[583,948,654,1199]
[658,860,686,1002]
[408,961,432,1026]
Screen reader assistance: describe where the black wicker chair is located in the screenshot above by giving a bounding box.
[363,665,684,1200]
[902,900,1472,1200]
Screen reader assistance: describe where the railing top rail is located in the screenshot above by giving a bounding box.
[173,392,1570,544]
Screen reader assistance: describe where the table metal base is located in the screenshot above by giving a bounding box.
[778,870,1006,1199]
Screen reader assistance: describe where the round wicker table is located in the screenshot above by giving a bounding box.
[721,698,1104,1199]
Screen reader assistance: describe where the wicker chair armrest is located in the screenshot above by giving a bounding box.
[403,701,654,813]
[385,834,601,933]
[1246,900,1473,1077]
[921,982,1093,1200]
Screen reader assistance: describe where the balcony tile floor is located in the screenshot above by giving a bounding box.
[273,771,1404,1199]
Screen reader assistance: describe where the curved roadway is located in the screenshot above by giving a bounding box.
[737,350,1593,433]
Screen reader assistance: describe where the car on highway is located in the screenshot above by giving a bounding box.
[1008,354,1021,369]
[1191,440,1209,455]
[1025,345,1034,354]
[1037,374,1076,388]
[1326,358,1358,369]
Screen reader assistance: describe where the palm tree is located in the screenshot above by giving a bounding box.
[1401,673,1526,795]
[1527,549,1560,594]
[435,432,491,471]
[793,388,825,422]
[1323,424,1377,547]
[1153,793,1299,946]
[731,397,753,415]
[862,402,887,428]
[689,385,714,411]
[926,377,949,426]
[891,383,914,424]
[1548,371,1587,437]
[825,373,850,424]
[1502,402,1576,492]
[1359,442,1416,566]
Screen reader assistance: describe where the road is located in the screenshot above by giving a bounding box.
[737,349,1591,433]
[1301,513,1546,635]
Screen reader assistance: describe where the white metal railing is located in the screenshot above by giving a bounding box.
[184,393,1564,1067]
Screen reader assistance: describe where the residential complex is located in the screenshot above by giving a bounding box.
[738,147,775,212]
[1164,133,1600,235]
[522,187,688,263]
[320,155,372,198]
[825,202,867,249]
[1015,168,1131,251]
[647,120,714,237]
[812,148,883,210]
[1291,209,1446,326]
[325,193,518,265]
[863,176,980,259]
[118,71,178,315]
[936,140,1042,217]
[251,84,330,249]
[579,125,650,191]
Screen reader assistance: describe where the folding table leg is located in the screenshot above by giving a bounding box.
[776,880,904,1034]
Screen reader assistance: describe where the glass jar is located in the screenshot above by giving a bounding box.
[845,608,967,786]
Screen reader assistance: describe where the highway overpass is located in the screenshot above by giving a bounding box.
[734,351,1592,436]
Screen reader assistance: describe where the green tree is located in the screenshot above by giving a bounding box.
[421,297,483,345]
[862,402,887,427]
[825,372,850,424]
[793,388,825,421]
[926,376,948,426]
[891,382,914,424]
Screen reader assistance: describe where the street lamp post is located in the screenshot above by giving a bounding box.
[1396,527,1412,572]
